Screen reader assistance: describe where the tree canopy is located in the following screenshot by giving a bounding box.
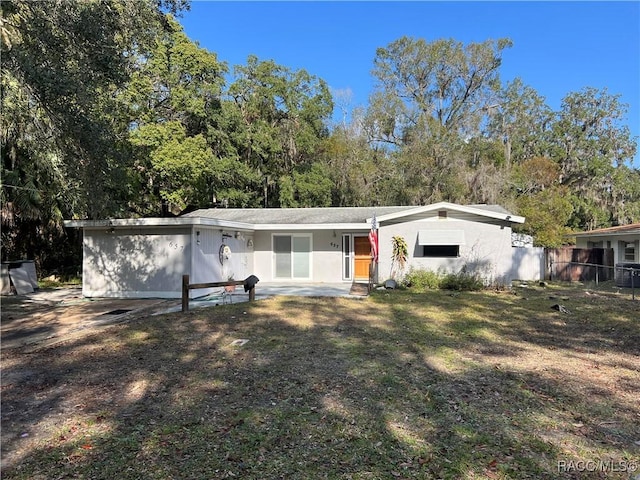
[1,3,638,274]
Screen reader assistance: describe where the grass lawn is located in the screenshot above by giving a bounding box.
[1,284,638,479]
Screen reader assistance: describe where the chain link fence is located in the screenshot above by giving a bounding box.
[549,262,640,301]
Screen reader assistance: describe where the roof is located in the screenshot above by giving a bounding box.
[369,202,524,224]
[182,206,408,224]
[572,223,640,237]
[64,202,524,229]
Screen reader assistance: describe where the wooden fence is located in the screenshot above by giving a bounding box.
[547,247,614,282]
[181,275,256,312]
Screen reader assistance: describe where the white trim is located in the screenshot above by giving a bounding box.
[252,223,369,231]
[65,217,254,230]
[65,204,524,230]
[369,202,525,224]
[574,230,640,238]
[342,233,353,281]
[66,218,371,232]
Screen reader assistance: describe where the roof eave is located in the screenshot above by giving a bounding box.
[369,202,525,224]
[63,217,254,230]
[252,223,370,231]
[573,230,640,238]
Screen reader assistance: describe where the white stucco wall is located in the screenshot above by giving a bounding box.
[509,247,545,281]
[190,228,254,297]
[576,236,639,263]
[252,230,349,283]
[82,227,191,298]
[378,217,516,285]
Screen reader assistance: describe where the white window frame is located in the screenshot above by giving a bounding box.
[272,233,313,280]
[622,241,637,262]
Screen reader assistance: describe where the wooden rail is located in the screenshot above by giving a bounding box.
[182,274,256,312]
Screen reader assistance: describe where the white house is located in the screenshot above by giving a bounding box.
[573,223,640,265]
[64,202,526,298]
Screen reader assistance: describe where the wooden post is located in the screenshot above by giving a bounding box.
[182,274,189,312]
[181,275,257,313]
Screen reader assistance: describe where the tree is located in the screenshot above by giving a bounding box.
[549,87,638,229]
[511,156,561,196]
[1,70,80,269]
[227,55,334,206]
[367,36,512,144]
[278,163,333,208]
[609,166,640,225]
[485,78,553,167]
[1,0,184,219]
[125,14,232,214]
[321,112,398,207]
[515,187,574,247]
[129,122,215,212]
[364,36,512,205]
[1,0,188,270]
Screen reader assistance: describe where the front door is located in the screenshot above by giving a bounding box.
[354,236,372,281]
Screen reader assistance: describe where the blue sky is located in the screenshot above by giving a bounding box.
[179,1,639,167]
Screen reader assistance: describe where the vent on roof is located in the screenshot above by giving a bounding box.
[438,210,447,219]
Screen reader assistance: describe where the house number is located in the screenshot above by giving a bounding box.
[169,241,184,251]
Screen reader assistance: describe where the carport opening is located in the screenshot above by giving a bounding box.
[102,309,132,316]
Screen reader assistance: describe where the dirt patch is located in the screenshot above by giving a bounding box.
[1,288,174,351]
[349,282,370,296]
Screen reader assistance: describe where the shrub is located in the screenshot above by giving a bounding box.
[402,267,485,292]
[440,270,484,291]
[402,267,442,291]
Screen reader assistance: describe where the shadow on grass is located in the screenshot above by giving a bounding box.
[1,290,638,479]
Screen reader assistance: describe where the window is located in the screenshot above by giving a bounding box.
[422,245,460,257]
[342,234,351,280]
[623,242,636,262]
[418,230,464,257]
[273,234,312,279]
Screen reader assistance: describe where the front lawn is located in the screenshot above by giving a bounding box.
[2,285,638,479]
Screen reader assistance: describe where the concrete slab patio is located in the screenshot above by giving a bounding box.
[159,282,367,313]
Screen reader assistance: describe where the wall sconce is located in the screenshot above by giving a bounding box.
[234,231,240,239]
[247,239,254,248]
[196,231,201,245]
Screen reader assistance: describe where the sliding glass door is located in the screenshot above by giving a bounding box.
[273,234,312,279]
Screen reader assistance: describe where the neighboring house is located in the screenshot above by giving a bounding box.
[573,223,640,264]
[64,202,525,299]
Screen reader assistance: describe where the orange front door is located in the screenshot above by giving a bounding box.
[354,236,372,280]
